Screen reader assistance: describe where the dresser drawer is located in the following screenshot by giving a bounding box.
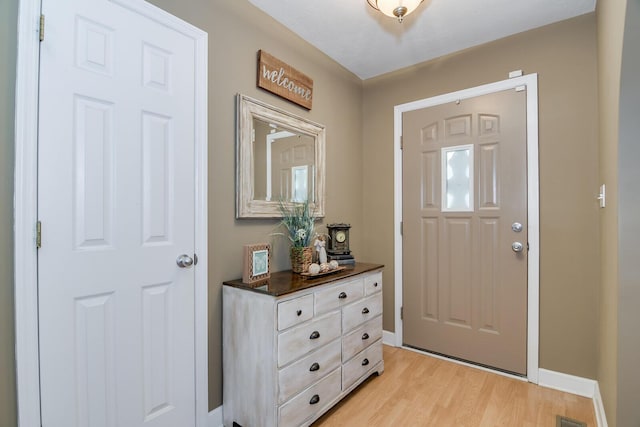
[278,311,341,367]
[314,279,364,315]
[364,272,382,296]
[278,340,342,403]
[278,367,341,427]
[278,294,314,331]
[342,340,382,390]
[342,292,382,333]
[277,339,341,404]
[342,316,382,362]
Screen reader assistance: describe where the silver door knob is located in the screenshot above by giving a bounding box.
[512,242,524,253]
[176,254,194,268]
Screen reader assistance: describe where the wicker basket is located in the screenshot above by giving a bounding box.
[290,246,313,273]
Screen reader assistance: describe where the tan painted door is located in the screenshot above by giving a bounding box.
[402,88,528,375]
[38,0,198,424]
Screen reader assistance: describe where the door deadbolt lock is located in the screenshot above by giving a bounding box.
[511,222,523,232]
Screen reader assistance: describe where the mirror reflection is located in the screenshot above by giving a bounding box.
[252,118,316,203]
[236,94,325,218]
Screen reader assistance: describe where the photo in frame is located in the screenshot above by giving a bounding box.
[242,243,271,284]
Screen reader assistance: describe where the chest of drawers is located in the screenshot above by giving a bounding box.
[223,263,384,427]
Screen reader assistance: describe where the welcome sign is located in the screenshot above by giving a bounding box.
[257,50,313,110]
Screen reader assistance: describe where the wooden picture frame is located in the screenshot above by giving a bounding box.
[242,243,271,284]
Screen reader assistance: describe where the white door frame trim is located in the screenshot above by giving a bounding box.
[393,74,540,383]
[13,1,209,426]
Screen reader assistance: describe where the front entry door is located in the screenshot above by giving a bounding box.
[38,0,199,425]
[402,88,528,375]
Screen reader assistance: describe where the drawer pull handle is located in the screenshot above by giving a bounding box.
[309,394,320,405]
[338,292,347,299]
[374,282,378,287]
[362,358,370,366]
[296,309,302,316]
[309,330,320,340]
[362,307,370,314]
[309,362,320,372]
[362,333,370,340]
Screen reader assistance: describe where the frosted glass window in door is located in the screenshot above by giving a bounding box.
[441,144,474,212]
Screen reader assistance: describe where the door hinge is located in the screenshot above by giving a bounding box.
[39,14,45,42]
[400,306,403,320]
[36,221,42,249]
[400,135,403,150]
[400,221,403,235]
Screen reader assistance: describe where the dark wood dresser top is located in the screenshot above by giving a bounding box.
[223,262,384,297]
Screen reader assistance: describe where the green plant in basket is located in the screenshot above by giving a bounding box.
[276,198,316,248]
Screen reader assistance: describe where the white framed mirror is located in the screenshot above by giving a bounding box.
[236,94,326,218]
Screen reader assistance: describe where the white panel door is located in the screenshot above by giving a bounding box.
[38,0,198,425]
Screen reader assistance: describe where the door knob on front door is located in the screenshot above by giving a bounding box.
[176,254,194,268]
[511,242,524,253]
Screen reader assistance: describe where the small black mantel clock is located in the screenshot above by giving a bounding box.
[326,223,351,255]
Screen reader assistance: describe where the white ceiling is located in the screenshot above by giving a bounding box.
[247,0,596,80]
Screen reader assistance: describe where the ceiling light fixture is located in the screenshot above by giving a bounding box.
[367,0,424,23]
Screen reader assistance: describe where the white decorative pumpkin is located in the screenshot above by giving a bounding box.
[308,263,321,275]
[329,260,339,270]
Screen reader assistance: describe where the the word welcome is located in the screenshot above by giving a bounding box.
[261,65,312,101]
[257,51,314,109]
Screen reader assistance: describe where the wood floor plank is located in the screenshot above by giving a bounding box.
[313,346,596,426]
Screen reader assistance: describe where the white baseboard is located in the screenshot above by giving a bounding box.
[208,405,223,427]
[538,368,609,427]
[593,381,609,427]
[538,368,596,398]
[382,330,396,346]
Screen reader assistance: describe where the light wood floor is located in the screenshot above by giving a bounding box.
[313,346,596,427]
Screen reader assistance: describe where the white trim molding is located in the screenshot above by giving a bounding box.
[382,330,396,346]
[208,406,224,427]
[539,369,608,427]
[14,1,45,426]
[393,74,540,384]
[538,368,596,398]
[593,381,609,427]
[14,1,209,426]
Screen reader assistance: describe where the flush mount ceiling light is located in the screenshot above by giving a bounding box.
[367,0,424,23]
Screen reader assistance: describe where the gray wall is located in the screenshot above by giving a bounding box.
[0,0,18,425]
[617,0,640,424]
